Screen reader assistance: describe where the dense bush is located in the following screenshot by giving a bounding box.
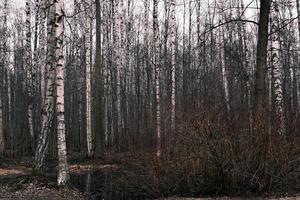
[117,102,300,198]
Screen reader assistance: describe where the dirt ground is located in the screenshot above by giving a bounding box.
[0,178,84,200]
[0,161,300,200]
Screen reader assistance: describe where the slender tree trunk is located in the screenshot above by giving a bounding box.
[112,0,120,147]
[253,0,271,112]
[84,3,93,158]
[0,97,4,154]
[296,0,300,112]
[34,1,55,172]
[239,0,253,130]
[153,0,161,157]
[25,0,34,140]
[94,0,104,156]
[143,0,152,141]
[270,0,285,134]
[219,20,230,113]
[40,4,47,102]
[0,0,8,155]
[55,0,69,185]
[170,0,176,132]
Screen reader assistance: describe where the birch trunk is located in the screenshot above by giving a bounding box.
[219,22,230,113]
[112,0,121,147]
[271,0,285,134]
[55,0,69,185]
[143,0,152,138]
[84,3,93,158]
[296,0,300,112]
[170,0,176,132]
[39,0,47,102]
[25,0,34,139]
[153,0,161,157]
[34,1,55,172]
[0,97,4,154]
[94,0,104,156]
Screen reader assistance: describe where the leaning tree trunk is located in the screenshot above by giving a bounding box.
[55,0,69,185]
[34,1,55,173]
[153,0,161,157]
[270,0,285,134]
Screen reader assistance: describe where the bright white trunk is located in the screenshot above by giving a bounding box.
[153,0,161,157]
[39,0,47,102]
[34,2,55,172]
[219,27,230,113]
[170,0,176,132]
[116,0,122,135]
[25,0,34,139]
[0,97,4,154]
[271,1,285,134]
[85,6,93,158]
[296,0,300,112]
[55,0,69,185]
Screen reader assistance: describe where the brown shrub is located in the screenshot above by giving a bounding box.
[116,103,300,198]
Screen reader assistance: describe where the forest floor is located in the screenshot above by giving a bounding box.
[0,156,93,199]
[0,164,84,199]
[0,155,300,199]
[0,177,84,200]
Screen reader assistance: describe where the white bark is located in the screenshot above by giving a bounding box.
[153,0,161,157]
[271,0,285,134]
[219,25,230,113]
[39,0,47,102]
[25,0,34,139]
[34,1,55,172]
[0,97,4,154]
[116,0,123,136]
[84,3,93,158]
[170,0,176,132]
[55,0,69,185]
[112,0,121,144]
[296,0,300,112]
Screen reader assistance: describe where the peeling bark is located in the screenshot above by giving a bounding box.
[271,0,285,134]
[55,0,69,185]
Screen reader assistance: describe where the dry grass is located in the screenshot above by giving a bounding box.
[0,166,31,176]
[68,163,119,173]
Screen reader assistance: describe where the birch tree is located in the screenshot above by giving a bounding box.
[219,25,230,113]
[153,0,161,157]
[296,0,300,111]
[0,89,4,154]
[270,0,285,134]
[25,0,34,139]
[84,1,93,158]
[170,0,176,132]
[34,1,56,172]
[55,0,69,185]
